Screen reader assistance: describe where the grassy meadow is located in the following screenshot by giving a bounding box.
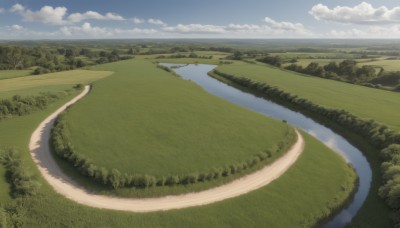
[0,70,32,80]
[64,59,290,177]
[0,69,112,99]
[216,61,400,131]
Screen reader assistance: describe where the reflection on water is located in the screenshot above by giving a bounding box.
[161,63,372,228]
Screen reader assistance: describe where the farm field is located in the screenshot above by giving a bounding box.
[216,61,400,131]
[0,69,112,99]
[65,59,291,177]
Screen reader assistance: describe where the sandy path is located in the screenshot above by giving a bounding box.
[29,85,305,212]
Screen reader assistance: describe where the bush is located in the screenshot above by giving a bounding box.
[0,92,65,120]
[0,148,41,197]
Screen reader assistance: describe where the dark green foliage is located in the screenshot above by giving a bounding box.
[50,111,296,189]
[256,55,282,67]
[0,206,6,228]
[0,148,40,197]
[284,59,377,84]
[0,92,64,120]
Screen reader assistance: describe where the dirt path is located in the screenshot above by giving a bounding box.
[29,85,305,212]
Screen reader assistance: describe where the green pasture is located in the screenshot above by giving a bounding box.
[0,70,32,80]
[359,59,400,72]
[0,70,111,99]
[65,59,290,177]
[216,61,400,131]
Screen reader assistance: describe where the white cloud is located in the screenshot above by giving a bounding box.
[60,22,111,36]
[68,11,124,23]
[310,2,400,25]
[10,4,25,13]
[163,20,312,37]
[11,24,23,30]
[60,23,158,37]
[132,17,145,24]
[226,24,262,32]
[10,4,126,25]
[164,24,225,33]
[328,25,400,38]
[11,4,67,25]
[264,17,306,31]
[148,18,167,26]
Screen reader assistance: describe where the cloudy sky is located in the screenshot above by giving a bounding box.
[1,0,400,39]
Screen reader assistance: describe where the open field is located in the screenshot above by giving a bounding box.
[65,59,290,177]
[0,70,32,80]
[269,52,362,59]
[216,61,400,131]
[0,70,112,99]
[358,59,400,72]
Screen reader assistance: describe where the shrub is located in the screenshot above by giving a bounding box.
[0,148,41,197]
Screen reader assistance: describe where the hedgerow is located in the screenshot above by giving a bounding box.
[50,112,296,189]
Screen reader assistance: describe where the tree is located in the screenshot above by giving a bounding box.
[356,65,376,81]
[127,48,134,55]
[338,60,357,79]
[232,51,243,60]
[324,61,339,73]
[5,47,24,69]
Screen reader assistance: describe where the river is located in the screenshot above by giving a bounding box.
[161,63,372,228]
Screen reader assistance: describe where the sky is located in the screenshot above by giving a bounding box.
[1,0,400,39]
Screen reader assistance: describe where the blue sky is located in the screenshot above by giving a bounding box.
[1,0,400,39]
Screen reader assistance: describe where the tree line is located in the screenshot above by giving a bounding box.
[51,112,296,189]
[255,55,400,91]
[0,46,133,75]
[212,69,400,225]
[285,60,377,83]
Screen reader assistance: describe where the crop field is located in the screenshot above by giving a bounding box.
[0,70,112,99]
[216,61,400,131]
[64,59,291,177]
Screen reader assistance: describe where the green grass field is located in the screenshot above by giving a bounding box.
[0,69,112,99]
[216,61,400,131]
[359,59,400,71]
[0,70,32,80]
[64,59,290,178]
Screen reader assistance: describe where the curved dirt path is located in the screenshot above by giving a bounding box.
[29,85,305,212]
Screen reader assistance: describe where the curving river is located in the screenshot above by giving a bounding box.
[161,63,371,228]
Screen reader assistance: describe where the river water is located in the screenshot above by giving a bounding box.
[161,63,372,227]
